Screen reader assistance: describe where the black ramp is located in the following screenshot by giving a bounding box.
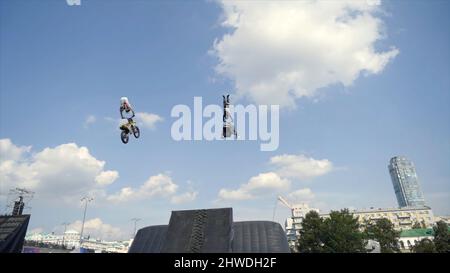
[161,208,233,253]
[232,221,290,253]
[128,225,168,253]
[0,215,30,253]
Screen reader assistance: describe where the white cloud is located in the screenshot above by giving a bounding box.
[105,187,135,203]
[170,191,198,204]
[140,173,178,197]
[287,188,315,202]
[217,154,333,201]
[218,172,290,201]
[95,170,119,186]
[0,138,31,163]
[270,154,333,180]
[218,188,253,201]
[0,139,119,201]
[68,218,126,241]
[0,139,198,206]
[243,172,291,192]
[83,115,96,128]
[212,0,399,108]
[136,112,163,130]
[106,173,178,203]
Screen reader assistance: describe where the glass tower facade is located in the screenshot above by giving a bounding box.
[388,156,426,208]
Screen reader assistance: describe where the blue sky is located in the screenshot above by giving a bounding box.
[1,0,449,240]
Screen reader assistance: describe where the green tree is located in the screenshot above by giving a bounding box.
[433,221,450,253]
[320,209,366,253]
[297,209,373,253]
[365,218,400,253]
[297,210,325,253]
[411,238,437,253]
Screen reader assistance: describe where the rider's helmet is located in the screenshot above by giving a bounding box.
[120,97,132,112]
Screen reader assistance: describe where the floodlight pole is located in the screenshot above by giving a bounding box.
[131,218,141,237]
[79,196,93,247]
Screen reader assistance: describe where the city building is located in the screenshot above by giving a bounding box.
[25,230,131,253]
[62,230,81,249]
[25,232,66,246]
[398,228,434,252]
[282,157,437,250]
[399,226,450,252]
[284,206,436,248]
[81,239,130,253]
[388,156,426,207]
[283,203,319,249]
[320,206,435,230]
[434,215,450,225]
[25,230,80,249]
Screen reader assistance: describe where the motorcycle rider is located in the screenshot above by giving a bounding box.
[120,97,135,122]
[120,97,136,134]
[222,94,237,138]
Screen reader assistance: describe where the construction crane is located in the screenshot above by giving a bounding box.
[278,196,293,216]
[274,195,317,220]
[272,195,294,221]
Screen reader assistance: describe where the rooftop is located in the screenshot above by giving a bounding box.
[319,206,432,216]
[400,227,450,238]
[400,228,434,238]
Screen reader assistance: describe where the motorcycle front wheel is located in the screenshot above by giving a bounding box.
[121,130,129,144]
[132,126,140,138]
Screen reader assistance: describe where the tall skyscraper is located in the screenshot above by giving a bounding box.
[388,156,426,207]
